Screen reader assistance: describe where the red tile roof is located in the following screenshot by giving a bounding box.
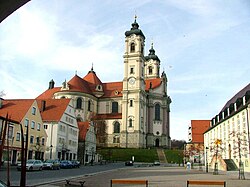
[37,72,163,99]
[37,99,71,122]
[83,70,102,85]
[191,120,210,143]
[92,113,122,120]
[68,75,93,94]
[36,87,61,99]
[78,121,89,141]
[0,99,35,123]
[145,78,162,90]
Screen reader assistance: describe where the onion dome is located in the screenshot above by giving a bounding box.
[125,16,145,39]
[145,43,160,62]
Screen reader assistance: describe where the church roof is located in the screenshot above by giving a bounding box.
[37,99,71,122]
[102,82,123,98]
[83,68,102,85]
[0,99,35,123]
[68,74,92,94]
[36,87,61,99]
[145,78,162,90]
[145,44,160,62]
[125,18,145,39]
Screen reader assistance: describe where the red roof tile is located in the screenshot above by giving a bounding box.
[36,87,61,99]
[68,75,92,94]
[145,78,162,91]
[0,99,35,123]
[83,70,102,85]
[92,113,122,120]
[37,99,71,122]
[191,120,210,143]
[102,82,123,98]
[78,121,89,141]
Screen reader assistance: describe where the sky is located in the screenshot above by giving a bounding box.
[0,0,250,141]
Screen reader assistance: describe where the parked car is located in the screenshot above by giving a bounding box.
[17,159,43,171]
[153,161,160,166]
[43,159,60,170]
[125,161,133,166]
[60,160,73,169]
[71,160,80,168]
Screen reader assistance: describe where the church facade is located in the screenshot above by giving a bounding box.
[37,18,171,148]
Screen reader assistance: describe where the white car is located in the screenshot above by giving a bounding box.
[17,159,43,171]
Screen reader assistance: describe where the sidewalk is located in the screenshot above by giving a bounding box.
[38,166,250,187]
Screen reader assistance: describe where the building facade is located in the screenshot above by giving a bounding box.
[37,18,171,148]
[0,99,47,164]
[204,83,250,172]
[38,99,78,161]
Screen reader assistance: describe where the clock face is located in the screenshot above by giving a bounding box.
[129,77,135,85]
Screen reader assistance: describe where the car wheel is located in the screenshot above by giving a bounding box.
[39,166,43,171]
[29,167,33,171]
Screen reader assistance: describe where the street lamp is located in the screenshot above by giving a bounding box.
[206,147,209,173]
[50,145,53,159]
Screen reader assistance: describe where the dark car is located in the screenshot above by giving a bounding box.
[71,160,80,168]
[43,159,60,170]
[60,160,73,169]
[125,161,133,166]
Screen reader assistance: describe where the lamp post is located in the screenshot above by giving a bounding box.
[49,145,53,159]
[206,147,209,173]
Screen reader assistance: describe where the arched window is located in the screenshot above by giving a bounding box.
[76,97,82,109]
[148,66,153,75]
[155,103,160,120]
[130,43,135,53]
[112,102,118,113]
[113,121,120,133]
[88,100,91,111]
[129,118,133,127]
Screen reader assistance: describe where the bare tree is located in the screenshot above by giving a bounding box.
[229,130,248,180]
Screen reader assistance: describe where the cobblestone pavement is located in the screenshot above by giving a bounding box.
[37,166,250,187]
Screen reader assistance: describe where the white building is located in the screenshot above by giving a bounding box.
[38,99,79,160]
[204,83,250,172]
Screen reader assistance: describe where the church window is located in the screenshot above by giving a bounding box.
[113,121,120,133]
[141,43,144,54]
[88,100,91,111]
[130,67,134,74]
[149,66,153,75]
[129,118,133,127]
[155,103,161,121]
[112,102,118,113]
[76,97,82,109]
[130,100,133,107]
[130,43,135,53]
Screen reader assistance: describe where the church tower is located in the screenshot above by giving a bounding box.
[121,17,147,148]
[144,43,160,79]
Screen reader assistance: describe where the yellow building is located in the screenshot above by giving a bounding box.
[0,99,47,164]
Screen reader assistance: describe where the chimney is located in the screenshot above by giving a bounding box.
[49,79,55,89]
[41,100,46,111]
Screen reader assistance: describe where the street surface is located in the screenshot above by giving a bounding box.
[1,163,250,187]
[0,162,125,186]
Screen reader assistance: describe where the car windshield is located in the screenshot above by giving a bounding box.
[26,160,35,164]
[44,160,53,163]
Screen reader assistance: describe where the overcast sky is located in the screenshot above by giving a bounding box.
[0,0,250,141]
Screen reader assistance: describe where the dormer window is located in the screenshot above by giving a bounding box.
[96,85,103,91]
[130,43,135,53]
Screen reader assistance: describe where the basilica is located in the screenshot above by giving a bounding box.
[37,18,171,148]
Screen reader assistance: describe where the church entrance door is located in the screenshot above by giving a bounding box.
[155,138,159,147]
